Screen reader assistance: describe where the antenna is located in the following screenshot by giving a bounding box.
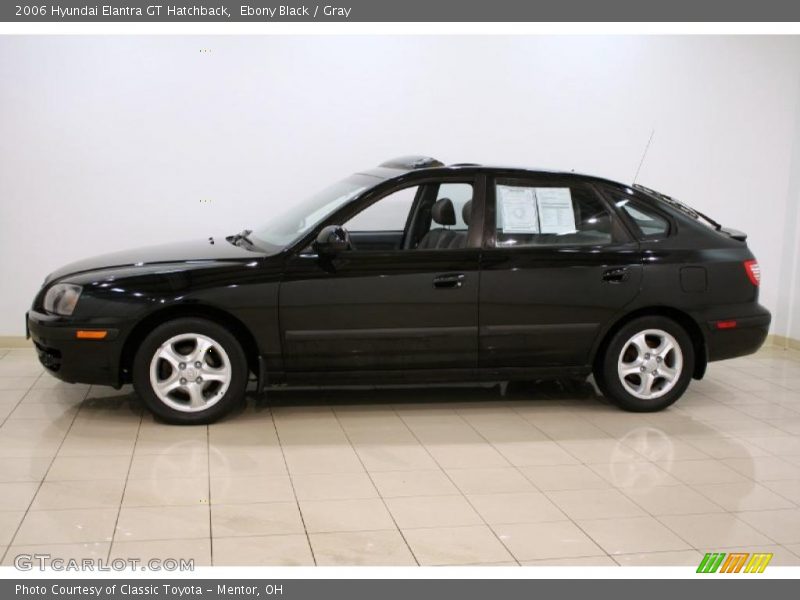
[633,129,655,184]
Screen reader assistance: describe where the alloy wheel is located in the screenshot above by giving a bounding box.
[149,333,232,412]
[617,328,683,400]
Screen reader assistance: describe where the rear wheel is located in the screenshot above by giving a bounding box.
[132,318,248,424]
[595,316,694,412]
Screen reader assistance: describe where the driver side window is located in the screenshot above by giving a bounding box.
[345,186,418,232]
[341,181,476,252]
[340,186,420,252]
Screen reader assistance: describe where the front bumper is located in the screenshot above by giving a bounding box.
[702,304,771,362]
[27,310,123,387]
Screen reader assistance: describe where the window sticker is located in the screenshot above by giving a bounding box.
[497,185,539,233]
[535,187,576,234]
[497,185,577,235]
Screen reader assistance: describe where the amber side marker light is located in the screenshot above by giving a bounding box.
[76,330,108,340]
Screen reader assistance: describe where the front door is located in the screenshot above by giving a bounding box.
[279,177,483,379]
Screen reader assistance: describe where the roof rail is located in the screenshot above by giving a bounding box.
[379,156,444,170]
[450,162,480,167]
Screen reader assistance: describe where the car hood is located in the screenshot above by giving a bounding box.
[46,237,270,283]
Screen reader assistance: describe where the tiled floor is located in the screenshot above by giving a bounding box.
[1,345,800,566]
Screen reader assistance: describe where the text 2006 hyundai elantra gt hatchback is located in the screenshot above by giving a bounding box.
[27,157,771,424]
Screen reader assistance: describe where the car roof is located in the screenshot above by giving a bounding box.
[357,156,630,188]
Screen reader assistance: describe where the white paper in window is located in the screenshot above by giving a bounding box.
[497,185,539,233]
[534,187,576,234]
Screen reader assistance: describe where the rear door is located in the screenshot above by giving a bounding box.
[479,175,643,370]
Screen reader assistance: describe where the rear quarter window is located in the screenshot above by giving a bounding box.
[600,187,671,239]
[618,199,670,238]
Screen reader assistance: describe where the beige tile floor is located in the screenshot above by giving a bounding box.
[1,345,800,566]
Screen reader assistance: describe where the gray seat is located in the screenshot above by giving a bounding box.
[417,198,458,249]
[447,199,472,249]
[417,198,473,250]
[461,199,473,227]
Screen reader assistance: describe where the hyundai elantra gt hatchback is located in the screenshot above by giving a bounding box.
[27,156,771,424]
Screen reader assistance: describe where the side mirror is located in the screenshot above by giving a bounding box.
[314,225,351,256]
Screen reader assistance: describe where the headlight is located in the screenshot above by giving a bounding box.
[43,283,82,316]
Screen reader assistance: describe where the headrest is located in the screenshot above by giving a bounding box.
[431,198,456,226]
[462,200,473,226]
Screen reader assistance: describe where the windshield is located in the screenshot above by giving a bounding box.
[249,174,376,249]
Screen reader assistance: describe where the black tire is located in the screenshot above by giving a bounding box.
[594,316,695,412]
[132,317,248,424]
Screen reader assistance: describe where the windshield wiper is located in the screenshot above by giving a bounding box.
[226,229,256,248]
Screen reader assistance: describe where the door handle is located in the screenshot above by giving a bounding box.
[602,267,629,284]
[433,273,465,289]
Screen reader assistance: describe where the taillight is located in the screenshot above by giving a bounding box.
[744,260,760,286]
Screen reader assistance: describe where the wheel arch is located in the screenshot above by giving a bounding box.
[591,306,708,380]
[119,304,261,384]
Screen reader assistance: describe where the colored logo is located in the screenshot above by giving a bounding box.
[696,552,773,573]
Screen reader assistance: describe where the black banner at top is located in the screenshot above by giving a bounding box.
[3,0,800,22]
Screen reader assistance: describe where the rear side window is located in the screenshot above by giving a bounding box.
[494,181,615,247]
[616,198,670,238]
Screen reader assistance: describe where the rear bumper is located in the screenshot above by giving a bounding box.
[27,310,124,387]
[702,304,771,362]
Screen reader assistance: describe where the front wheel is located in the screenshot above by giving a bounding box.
[595,316,695,412]
[132,317,248,424]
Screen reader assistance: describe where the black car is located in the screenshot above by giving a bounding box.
[27,156,770,424]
